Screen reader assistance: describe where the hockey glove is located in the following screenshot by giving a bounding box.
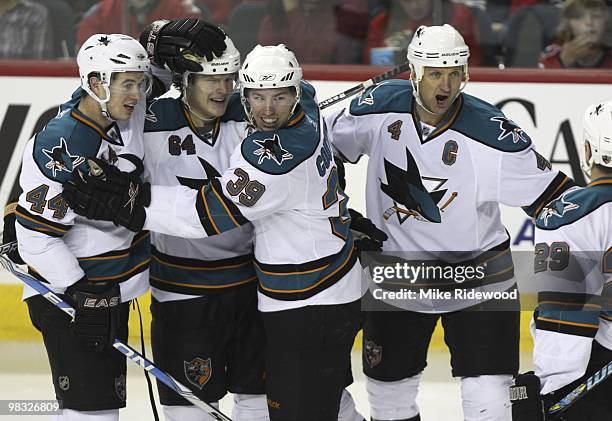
[65,278,121,352]
[510,372,547,421]
[62,157,150,233]
[2,199,24,264]
[140,18,226,73]
[349,208,388,253]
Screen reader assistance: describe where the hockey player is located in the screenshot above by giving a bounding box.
[143,37,268,421]
[510,100,612,420]
[62,44,382,421]
[9,19,228,421]
[325,24,574,421]
[15,34,152,421]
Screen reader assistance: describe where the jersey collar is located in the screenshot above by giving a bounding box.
[587,176,612,187]
[182,105,220,147]
[70,108,123,145]
[411,95,463,145]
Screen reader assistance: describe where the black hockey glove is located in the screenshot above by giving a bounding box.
[2,199,24,264]
[65,279,121,352]
[349,208,388,254]
[510,372,547,421]
[140,18,226,73]
[62,156,150,233]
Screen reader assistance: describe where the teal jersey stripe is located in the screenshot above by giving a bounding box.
[150,247,257,291]
[78,232,151,283]
[256,236,355,294]
[537,308,600,328]
[16,206,70,237]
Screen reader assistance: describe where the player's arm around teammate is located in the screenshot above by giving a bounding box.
[141,35,269,421]
[61,43,390,421]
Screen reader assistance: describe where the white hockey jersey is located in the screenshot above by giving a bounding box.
[326,80,573,311]
[532,178,612,394]
[143,82,363,312]
[16,89,149,302]
[143,93,257,301]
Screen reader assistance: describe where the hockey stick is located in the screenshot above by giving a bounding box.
[546,359,612,416]
[318,62,411,110]
[0,255,232,421]
[0,239,18,256]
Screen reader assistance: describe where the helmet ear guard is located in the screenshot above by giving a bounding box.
[581,100,612,181]
[238,44,302,127]
[407,24,470,115]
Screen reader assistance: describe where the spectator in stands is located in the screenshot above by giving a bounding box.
[539,0,611,68]
[257,0,369,64]
[73,0,97,22]
[77,0,203,47]
[364,0,485,65]
[0,0,54,59]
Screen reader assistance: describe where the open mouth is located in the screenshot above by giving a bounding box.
[124,104,135,112]
[435,95,449,106]
[261,117,278,126]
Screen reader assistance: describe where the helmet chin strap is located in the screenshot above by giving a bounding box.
[87,84,117,122]
[581,143,594,182]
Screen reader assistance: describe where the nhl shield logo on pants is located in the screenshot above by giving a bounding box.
[184,357,212,389]
[58,376,70,391]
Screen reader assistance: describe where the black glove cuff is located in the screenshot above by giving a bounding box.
[143,19,170,61]
[140,182,151,207]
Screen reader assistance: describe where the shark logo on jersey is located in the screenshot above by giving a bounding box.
[490,116,529,144]
[176,157,221,189]
[538,190,580,227]
[358,81,390,106]
[145,101,158,123]
[253,134,293,165]
[380,148,451,223]
[42,137,86,177]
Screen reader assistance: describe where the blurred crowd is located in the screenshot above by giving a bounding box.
[0,0,610,68]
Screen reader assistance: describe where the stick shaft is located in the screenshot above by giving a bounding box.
[0,255,232,421]
[318,62,410,110]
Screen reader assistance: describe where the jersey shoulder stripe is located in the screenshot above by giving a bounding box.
[349,79,413,116]
[536,180,612,230]
[241,81,321,175]
[452,93,532,152]
[32,109,100,183]
[144,97,187,133]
